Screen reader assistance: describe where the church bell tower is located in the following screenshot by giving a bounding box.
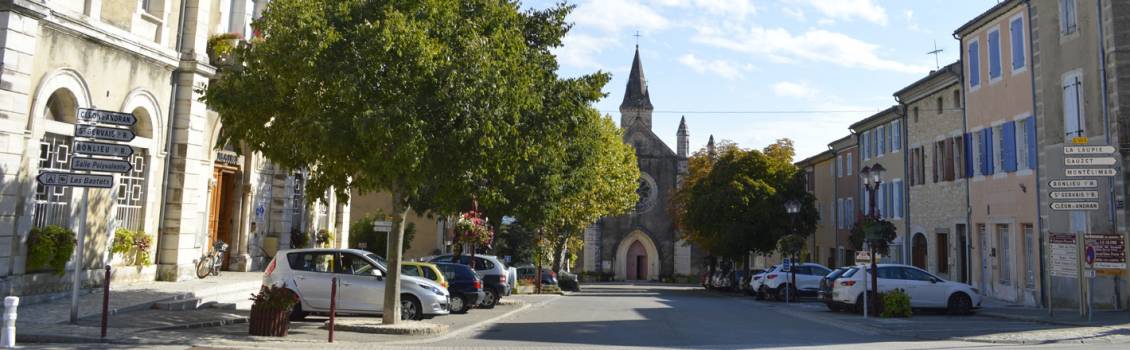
[620,46,654,129]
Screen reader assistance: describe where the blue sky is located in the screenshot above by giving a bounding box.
[523,0,999,160]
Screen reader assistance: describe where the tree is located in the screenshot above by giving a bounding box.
[203,0,592,324]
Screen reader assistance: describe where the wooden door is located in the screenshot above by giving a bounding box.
[912,234,927,270]
[207,167,224,248]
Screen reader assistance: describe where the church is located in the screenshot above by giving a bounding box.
[581,47,705,281]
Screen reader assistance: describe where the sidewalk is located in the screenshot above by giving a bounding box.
[978,297,1130,327]
[12,272,263,344]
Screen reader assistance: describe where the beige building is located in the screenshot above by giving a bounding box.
[796,150,835,267]
[348,191,448,259]
[0,0,346,295]
[895,62,972,283]
[829,135,859,268]
[956,0,1040,306]
[850,107,907,263]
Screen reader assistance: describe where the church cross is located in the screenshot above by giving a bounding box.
[926,40,944,70]
[634,30,641,46]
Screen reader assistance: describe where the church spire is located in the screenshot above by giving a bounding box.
[677,116,688,157]
[620,46,654,129]
[707,135,716,157]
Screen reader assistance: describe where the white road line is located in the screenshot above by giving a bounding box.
[384,295,562,346]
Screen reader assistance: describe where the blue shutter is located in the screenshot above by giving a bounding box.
[884,182,892,219]
[969,41,981,87]
[1027,116,1037,168]
[1002,121,1017,172]
[979,131,988,175]
[1011,18,1025,70]
[898,181,905,218]
[986,127,995,174]
[964,133,974,178]
[988,30,1001,79]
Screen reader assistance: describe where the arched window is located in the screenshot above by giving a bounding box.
[113,106,154,231]
[33,89,79,228]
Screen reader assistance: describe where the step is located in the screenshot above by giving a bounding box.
[153,298,204,311]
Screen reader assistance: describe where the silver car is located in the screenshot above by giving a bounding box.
[264,248,450,320]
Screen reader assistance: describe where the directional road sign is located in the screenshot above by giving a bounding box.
[1065,157,1117,166]
[73,141,133,157]
[1050,191,1099,200]
[36,171,114,188]
[1064,145,1117,154]
[1050,179,1099,188]
[74,125,135,142]
[1066,168,1117,177]
[78,108,137,126]
[1050,202,1100,210]
[71,157,133,173]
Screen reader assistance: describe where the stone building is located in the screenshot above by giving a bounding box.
[583,47,702,281]
[851,107,907,263]
[0,0,345,295]
[829,135,859,267]
[895,62,971,283]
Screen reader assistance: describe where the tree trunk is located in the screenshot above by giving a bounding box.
[381,192,409,325]
[550,232,568,273]
[535,229,543,294]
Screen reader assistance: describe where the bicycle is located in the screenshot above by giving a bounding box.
[196,240,230,279]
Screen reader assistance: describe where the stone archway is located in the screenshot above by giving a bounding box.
[615,230,659,281]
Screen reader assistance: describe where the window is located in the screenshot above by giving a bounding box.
[836,155,843,178]
[953,136,966,179]
[861,131,870,160]
[971,131,983,176]
[401,265,420,277]
[288,251,337,273]
[876,183,885,218]
[997,224,1011,284]
[993,124,1005,173]
[932,141,941,183]
[953,90,962,108]
[1001,121,1018,173]
[341,254,377,275]
[115,149,149,231]
[1010,16,1026,72]
[944,138,956,181]
[903,267,936,282]
[913,106,920,123]
[846,153,853,176]
[891,120,901,151]
[34,133,74,228]
[968,40,981,88]
[937,233,950,274]
[1063,72,1084,140]
[936,97,944,114]
[1060,0,1078,35]
[917,146,926,185]
[893,180,903,219]
[988,28,1002,80]
[837,198,844,229]
[877,125,886,156]
[846,198,854,227]
[1023,224,1035,288]
[1017,119,1030,170]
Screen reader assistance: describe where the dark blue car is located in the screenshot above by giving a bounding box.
[435,262,486,314]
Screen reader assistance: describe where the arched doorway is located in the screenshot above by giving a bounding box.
[912,233,928,270]
[626,241,647,280]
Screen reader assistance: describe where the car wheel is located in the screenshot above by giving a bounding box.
[289,300,308,321]
[401,294,423,321]
[776,285,792,301]
[480,288,498,309]
[757,286,768,300]
[947,292,973,315]
[854,294,865,314]
[826,303,841,312]
[450,295,467,314]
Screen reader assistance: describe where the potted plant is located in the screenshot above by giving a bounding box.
[206,33,242,66]
[315,229,334,248]
[248,285,298,337]
[290,230,309,249]
[26,225,76,275]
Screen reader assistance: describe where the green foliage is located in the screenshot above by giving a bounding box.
[26,225,76,275]
[849,216,898,255]
[206,33,241,64]
[111,228,153,266]
[250,284,299,312]
[492,221,536,265]
[290,230,310,249]
[315,229,335,247]
[349,212,415,255]
[776,234,807,257]
[880,289,912,318]
[134,233,153,266]
[111,228,134,256]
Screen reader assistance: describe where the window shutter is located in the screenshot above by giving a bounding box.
[1011,18,1025,70]
[885,182,893,219]
[1002,121,1018,172]
[945,138,955,181]
[979,131,988,175]
[1027,116,1037,168]
[908,150,916,186]
[969,42,980,87]
[964,133,974,178]
[987,127,996,174]
[893,121,901,150]
[1063,77,1080,139]
[897,181,904,218]
[931,143,939,183]
[988,30,1001,79]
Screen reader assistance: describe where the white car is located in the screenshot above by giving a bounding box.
[829,263,981,314]
[748,265,777,299]
[264,248,451,321]
[757,263,832,301]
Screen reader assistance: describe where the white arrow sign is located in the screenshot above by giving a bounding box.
[1050,191,1100,200]
[1050,179,1099,188]
[1065,157,1117,166]
[73,141,134,157]
[74,125,135,142]
[71,157,133,173]
[1051,202,1100,210]
[35,171,114,188]
[1064,145,1117,155]
[77,108,137,126]
[1066,168,1117,177]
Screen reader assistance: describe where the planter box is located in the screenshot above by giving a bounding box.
[248,306,290,337]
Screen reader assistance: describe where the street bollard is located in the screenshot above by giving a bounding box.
[2,296,18,348]
[101,265,111,339]
[328,277,337,343]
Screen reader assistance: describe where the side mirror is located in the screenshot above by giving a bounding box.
[931,277,940,284]
[372,269,384,279]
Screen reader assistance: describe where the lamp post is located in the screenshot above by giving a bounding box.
[859,164,885,316]
[785,199,801,303]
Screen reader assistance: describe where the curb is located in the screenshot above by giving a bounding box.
[977,310,1097,327]
[385,294,560,346]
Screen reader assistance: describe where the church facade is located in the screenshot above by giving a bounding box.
[581,48,704,281]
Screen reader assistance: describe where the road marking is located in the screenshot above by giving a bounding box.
[384,295,562,346]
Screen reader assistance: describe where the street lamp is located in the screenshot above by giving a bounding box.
[784,199,800,303]
[858,163,884,316]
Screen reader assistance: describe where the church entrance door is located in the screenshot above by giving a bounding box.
[626,241,647,280]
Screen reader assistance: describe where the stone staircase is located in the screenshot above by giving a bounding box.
[152,277,260,311]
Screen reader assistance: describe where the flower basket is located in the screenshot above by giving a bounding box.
[247,285,297,337]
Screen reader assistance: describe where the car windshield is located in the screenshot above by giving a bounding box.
[366,253,387,269]
[842,267,859,278]
[826,268,848,279]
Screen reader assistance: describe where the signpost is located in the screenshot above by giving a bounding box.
[1049,191,1099,200]
[1064,145,1117,154]
[854,251,872,266]
[1049,179,1098,189]
[1050,202,1100,211]
[35,172,114,188]
[1049,234,1078,278]
[71,157,133,173]
[74,125,136,142]
[1065,168,1117,177]
[1065,157,1117,166]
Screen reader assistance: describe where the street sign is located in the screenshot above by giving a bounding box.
[1065,157,1117,166]
[74,125,136,142]
[1050,179,1099,189]
[1049,234,1078,278]
[1064,145,1117,154]
[1072,136,1090,145]
[854,251,872,265]
[1065,168,1117,177]
[1050,202,1100,210]
[1050,191,1099,200]
[77,108,137,126]
[372,220,394,233]
[782,258,792,271]
[35,171,114,188]
[71,157,133,173]
[1084,234,1126,269]
[73,141,133,157]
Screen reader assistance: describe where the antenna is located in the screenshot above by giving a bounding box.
[927,40,944,69]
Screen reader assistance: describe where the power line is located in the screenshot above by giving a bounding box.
[599,107,969,115]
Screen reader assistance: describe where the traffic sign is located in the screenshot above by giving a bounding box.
[77,108,137,126]
[855,251,872,265]
[1086,246,1096,266]
[71,157,133,173]
[372,220,394,232]
[1064,145,1117,154]
[1084,234,1127,269]
[1049,179,1098,188]
[74,125,135,142]
[1050,202,1100,210]
[1049,234,1077,278]
[73,141,133,157]
[1065,157,1117,166]
[1066,168,1117,177]
[782,258,792,270]
[1050,191,1099,200]
[35,171,114,188]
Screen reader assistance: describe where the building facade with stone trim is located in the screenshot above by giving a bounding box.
[796,150,836,268]
[850,107,907,264]
[828,134,859,268]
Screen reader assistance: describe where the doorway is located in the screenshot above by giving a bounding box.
[911,233,928,270]
[208,166,239,269]
[626,241,647,280]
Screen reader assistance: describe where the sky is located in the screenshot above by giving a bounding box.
[522,0,1000,161]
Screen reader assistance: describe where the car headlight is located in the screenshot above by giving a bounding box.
[419,284,445,296]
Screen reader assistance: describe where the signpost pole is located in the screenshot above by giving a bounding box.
[69,186,88,324]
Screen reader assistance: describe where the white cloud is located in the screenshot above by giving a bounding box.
[692,25,930,74]
[553,34,619,69]
[572,0,670,33]
[772,81,819,99]
[782,7,807,21]
[652,0,757,20]
[678,53,748,80]
[804,0,888,26]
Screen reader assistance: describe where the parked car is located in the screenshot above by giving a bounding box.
[516,265,558,285]
[400,262,448,288]
[748,266,777,299]
[819,266,853,310]
[829,264,981,315]
[263,248,450,321]
[507,266,518,296]
[740,268,766,295]
[428,254,510,309]
[434,262,485,314]
[758,263,832,301]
